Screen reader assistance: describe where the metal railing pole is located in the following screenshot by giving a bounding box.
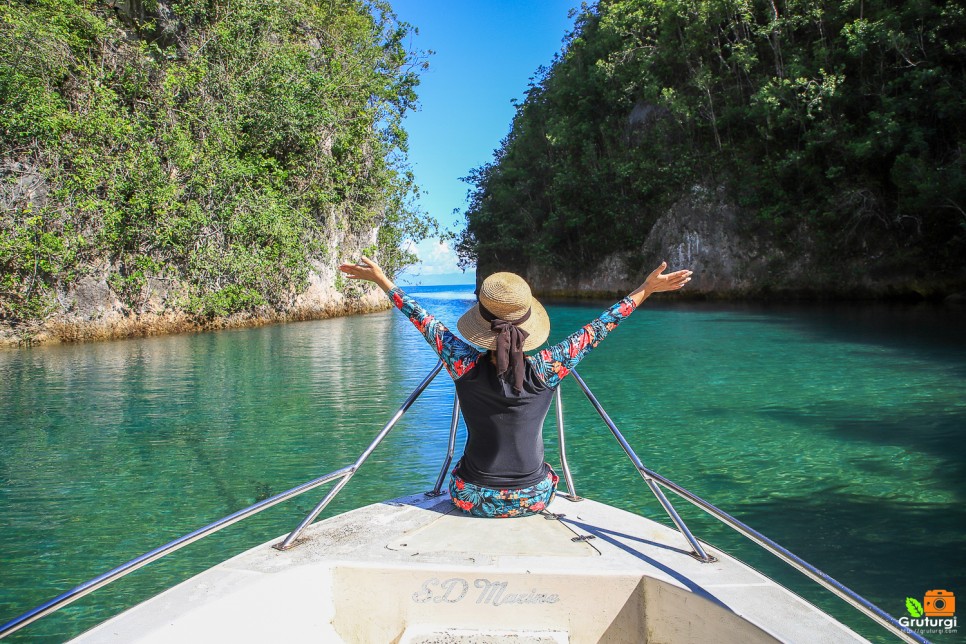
[634,461,927,644]
[568,369,927,644]
[276,361,444,550]
[554,388,581,501]
[428,396,461,497]
[570,369,713,562]
[0,465,353,640]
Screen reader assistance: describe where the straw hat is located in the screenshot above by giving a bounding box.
[457,272,550,351]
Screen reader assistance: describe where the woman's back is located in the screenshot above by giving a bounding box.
[454,356,554,488]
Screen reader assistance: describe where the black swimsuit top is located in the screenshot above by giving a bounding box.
[453,355,554,488]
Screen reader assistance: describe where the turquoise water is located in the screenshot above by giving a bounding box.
[1,285,964,642]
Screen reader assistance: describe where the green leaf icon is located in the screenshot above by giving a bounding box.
[906,597,924,618]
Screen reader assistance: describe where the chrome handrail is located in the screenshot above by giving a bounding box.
[427,396,461,497]
[567,370,713,562]
[567,368,928,644]
[0,465,354,639]
[276,360,444,549]
[0,360,445,640]
[554,389,581,501]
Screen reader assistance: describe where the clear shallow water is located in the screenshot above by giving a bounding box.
[1,286,964,642]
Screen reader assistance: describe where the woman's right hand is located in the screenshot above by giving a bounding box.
[338,256,395,292]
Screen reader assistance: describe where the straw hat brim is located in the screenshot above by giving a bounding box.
[457,299,550,352]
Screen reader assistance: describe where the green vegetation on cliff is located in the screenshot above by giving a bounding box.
[458,0,966,285]
[1,0,429,322]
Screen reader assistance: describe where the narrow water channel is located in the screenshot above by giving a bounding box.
[1,285,963,642]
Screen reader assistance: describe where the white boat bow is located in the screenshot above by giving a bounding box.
[71,494,868,643]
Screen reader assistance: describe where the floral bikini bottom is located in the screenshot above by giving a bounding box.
[448,465,559,518]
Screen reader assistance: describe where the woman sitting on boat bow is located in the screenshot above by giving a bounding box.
[338,258,691,518]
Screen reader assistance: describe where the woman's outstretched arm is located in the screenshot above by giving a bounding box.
[338,257,483,379]
[530,261,691,388]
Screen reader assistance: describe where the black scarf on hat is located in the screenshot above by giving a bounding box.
[478,302,531,394]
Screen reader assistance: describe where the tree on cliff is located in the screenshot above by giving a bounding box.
[0,0,431,323]
[457,0,966,293]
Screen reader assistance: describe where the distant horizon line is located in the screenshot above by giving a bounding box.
[401,282,476,288]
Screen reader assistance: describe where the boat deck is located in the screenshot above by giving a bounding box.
[71,494,869,643]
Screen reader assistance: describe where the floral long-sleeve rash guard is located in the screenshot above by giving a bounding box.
[387,287,636,388]
[388,286,638,490]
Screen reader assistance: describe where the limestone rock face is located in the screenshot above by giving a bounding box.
[643,186,754,295]
[65,275,116,318]
[639,185,796,297]
[510,186,771,299]
[0,226,390,348]
[484,185,953,301]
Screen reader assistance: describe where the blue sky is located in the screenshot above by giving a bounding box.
[389,1,578,286]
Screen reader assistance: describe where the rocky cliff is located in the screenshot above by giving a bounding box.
[498,187,963,302]
[0,223,390,348]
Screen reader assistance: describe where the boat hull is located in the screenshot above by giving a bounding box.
[71,494,869,643]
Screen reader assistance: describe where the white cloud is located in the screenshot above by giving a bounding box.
[394,238,476,286]
[407,239,462,276]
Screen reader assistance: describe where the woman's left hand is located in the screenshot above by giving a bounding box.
[629,261,692,305]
